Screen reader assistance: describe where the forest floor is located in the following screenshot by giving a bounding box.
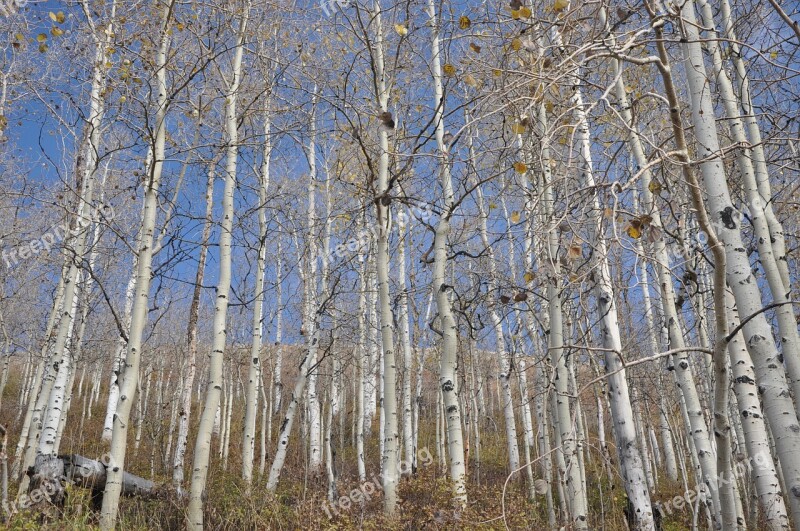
[2,371,704,530]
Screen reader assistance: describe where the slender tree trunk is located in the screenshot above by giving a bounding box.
[535,83,588,530]
[186,5,248,526]
[567,46,654,525]
[397,215,414,471]
[242,101,272,489]
[677,2,800,525]
[427,0,466,506]
[99,2,168,527]
[173,155,217,489]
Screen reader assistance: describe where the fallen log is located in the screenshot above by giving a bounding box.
[26,453,156,511]
[61,454,154,497]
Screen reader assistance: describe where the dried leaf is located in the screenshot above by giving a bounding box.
[553,0,569,12]
[459,16,471,29]
[513,162,527,174]
[648,180,663,194]
[443,63,457,77]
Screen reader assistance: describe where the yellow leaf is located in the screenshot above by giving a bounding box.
[463,74,478,87]
[50,27,64,37]
[36,33,47,43]
[176,22,185,31]
[626,225,642,239]
[49,11,58,22]
[513,162,528,174]
[443,63,456,77]
[38,43,48,53]
[523,272,535,283]
[511,211,521,223]
[511,9,520,19]
[493,69,502,77]
[770,51,778,60]
[519,6,532,18]
[553,0,569,12]
[511,123,526,134]
[489,202,498,210]
[394,23,408,36]
[55,11,65,23]
[511,38,522,51]
[648,180,662,194]
[544,100,554,113]
[459,16,471,30]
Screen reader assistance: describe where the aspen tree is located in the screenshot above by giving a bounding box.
[677,1,800,524]
[427,0,466,506]
[186,3,249,526]
[100,0,170,526]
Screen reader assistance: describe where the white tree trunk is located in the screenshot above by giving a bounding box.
[173,155,217,489]
[396,215,414,471]
[186,5,248,526]
[536,97,587,527]
[25,1,111,495]
[427,0,466,506]
[242,102,272,488]
[305,92,322,474]
[568,52,654,526]
[679,2,800,525]
[725,289,790,530]
[475,181,520,474]
[99,2,167,526]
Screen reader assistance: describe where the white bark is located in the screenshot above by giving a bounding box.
[427,0,466,506]
[173,156,217,488]
[396,214,414,470]
[535,96,587,528]
[25,0,111,495]
[99,1,166,526]
[475,180,520,474]
[356,251,368,483]
[186,5,248,526]
[305,91,322,474]
[617,17,723,518]
[679,2,800,525]
[242,101,272,488]
[568,52,654,526]
[725,289,790,530]
[697,0,800,409]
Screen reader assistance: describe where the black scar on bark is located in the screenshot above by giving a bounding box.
[720,207,737,229]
